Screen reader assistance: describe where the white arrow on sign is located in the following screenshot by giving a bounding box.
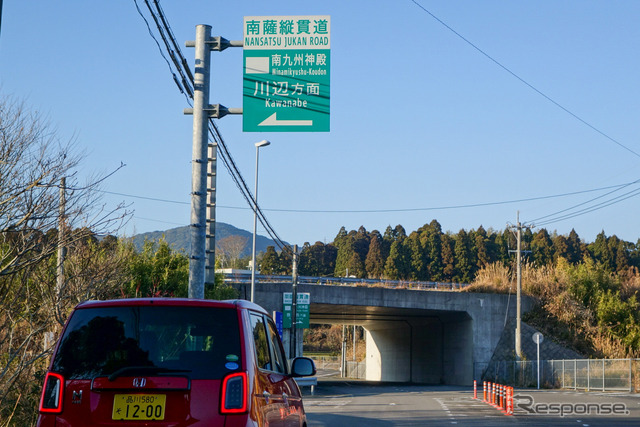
[258,113,313,127]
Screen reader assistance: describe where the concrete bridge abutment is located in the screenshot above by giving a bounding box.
[234,282,532,386]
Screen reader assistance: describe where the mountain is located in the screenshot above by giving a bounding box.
[131,222,286,257]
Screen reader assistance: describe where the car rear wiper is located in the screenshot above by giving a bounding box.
[108,366,191,382]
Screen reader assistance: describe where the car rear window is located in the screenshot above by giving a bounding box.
[51,305,242,380]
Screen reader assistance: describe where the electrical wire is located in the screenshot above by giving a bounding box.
[136,1,291,254]
[531,185,640,228]
[409,0,640,160]
[133,0,190,101]
[100,179,639,214]
[529,179,640,224]
[137,1,639,243]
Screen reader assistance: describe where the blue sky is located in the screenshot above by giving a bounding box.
[2,1,640,246]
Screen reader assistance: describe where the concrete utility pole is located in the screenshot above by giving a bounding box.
[185,26,243,299]
[509,211,531,360]
[56,177,67,301]
[515,212,522,359]
[187,24,212,299]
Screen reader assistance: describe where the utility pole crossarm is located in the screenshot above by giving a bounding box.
[185,37,243,50]
[183,105,243,118]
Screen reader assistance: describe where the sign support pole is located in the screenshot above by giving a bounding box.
[291,245,299,358]
[187,24,212,299]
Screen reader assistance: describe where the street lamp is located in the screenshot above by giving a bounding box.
[250,139,270,302]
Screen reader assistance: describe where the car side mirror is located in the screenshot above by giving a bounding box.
[290,357,316,377]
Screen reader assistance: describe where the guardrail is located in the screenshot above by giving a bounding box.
[221,272,470,291]
[294,377,318,394]
[480,358,640,392]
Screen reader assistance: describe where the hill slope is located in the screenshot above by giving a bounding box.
[132,222,285,257]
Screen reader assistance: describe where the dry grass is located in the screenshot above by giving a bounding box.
[468,260,640,359]
[464,262,512,294]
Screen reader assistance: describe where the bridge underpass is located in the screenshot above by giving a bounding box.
[311,304,472,385]
[231,281,533,386]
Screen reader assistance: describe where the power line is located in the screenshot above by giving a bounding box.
[135,1,290,254]
[100,179,639,214]
[531,185,640,228]
[529,179,640,224]
[409,0,640,160]
[133,0,189,100]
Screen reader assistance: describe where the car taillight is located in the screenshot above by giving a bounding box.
[39,372,64,413]
[220,372,248,414]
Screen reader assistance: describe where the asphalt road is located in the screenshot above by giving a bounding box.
[302,381,640,427]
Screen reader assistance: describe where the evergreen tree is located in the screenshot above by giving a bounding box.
[492,228,512,266]
[453,229,474,283]
[631,239,640,269]
[299,241,337,276]
[406,232,425,280]
[611,237,630,272]
[567,229,584,264]
[298,242,313,275]
[381,225,395,260]
[260,246,282,274]
[472,226,492,270]
[125,238,189,298]
[531,229,554,267]
[419,220,443,281]
[278,250,292,275]
[553,234,570,262]
[333,226,352,277]
[365,231,385,279]
[522,227,534,254]
[347,251,366,278]
[441,234,456,281]
[353,226,370,265]
[589,231,614,271]
[384,237,410,280]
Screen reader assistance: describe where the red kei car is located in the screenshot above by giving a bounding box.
[37,298,316,426]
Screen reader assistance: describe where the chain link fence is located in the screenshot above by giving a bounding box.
[479,358,640,392]
[311,355,341,372]
[310,356,366,379]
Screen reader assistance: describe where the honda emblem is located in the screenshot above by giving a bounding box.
[133,378,147,388]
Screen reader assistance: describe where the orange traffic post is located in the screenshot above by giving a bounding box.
[491,383,496,406]
[489,383,493,405]
[506,386,513,416]
[483,381,487,402]
[473,380,477,399]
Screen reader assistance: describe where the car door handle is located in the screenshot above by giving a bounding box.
[262,390,271,404]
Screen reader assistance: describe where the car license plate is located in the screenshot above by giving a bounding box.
[112,394,166,420]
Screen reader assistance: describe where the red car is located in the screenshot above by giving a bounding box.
[37,298,316,426]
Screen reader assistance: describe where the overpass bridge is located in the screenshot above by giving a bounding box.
[230,280,534,386]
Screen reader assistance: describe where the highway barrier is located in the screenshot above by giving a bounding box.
[220,271,470,291]
[480,381,514,416]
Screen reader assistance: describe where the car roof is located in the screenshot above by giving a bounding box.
[74,298,269,315]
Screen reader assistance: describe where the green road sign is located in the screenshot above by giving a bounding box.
[243,16,330,132]
[283,292,310,328]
